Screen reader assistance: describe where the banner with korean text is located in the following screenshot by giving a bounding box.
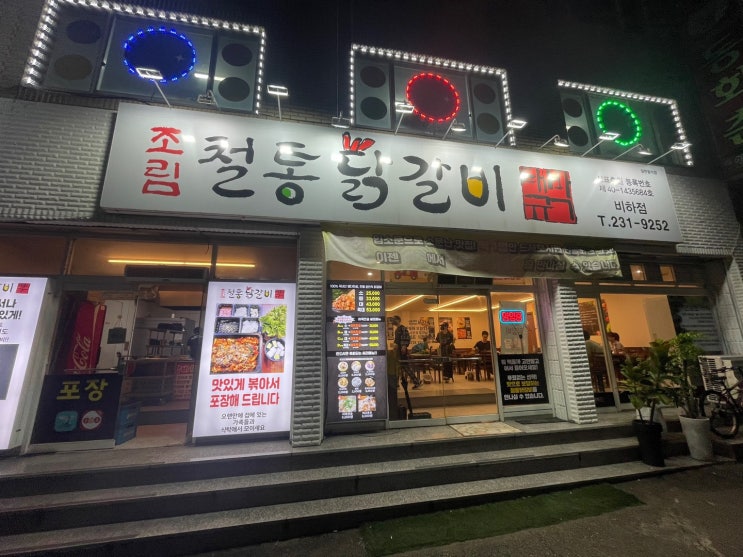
[192,282,296,440]
[323,230,621,279]
[102,103,682,244]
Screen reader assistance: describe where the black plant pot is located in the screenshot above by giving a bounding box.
[632,419,664,467]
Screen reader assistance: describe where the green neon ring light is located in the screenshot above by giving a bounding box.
[595,99,642,147]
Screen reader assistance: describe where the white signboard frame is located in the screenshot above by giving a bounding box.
[103,103,682,243]
[192,281,296,440]
[0,278,48,450]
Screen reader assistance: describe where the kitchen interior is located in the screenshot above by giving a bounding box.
[91,283,204,449]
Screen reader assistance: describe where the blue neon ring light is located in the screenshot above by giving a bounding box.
[123,27,196,83]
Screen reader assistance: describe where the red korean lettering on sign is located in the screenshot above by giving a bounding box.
[142,126,184,196]
[208,377,281,408]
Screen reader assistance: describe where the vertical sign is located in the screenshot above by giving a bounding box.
[192,282,296,439]
[497,354,549,405]
[0,278,48,450]
[326,281,387,423]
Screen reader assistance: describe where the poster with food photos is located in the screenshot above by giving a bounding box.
[192,282,296,440]
[326,281,387,423]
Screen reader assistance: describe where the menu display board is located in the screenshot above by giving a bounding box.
[326,281,387,423]
[192,282,296,440]
[497,354,550,406]
[0,278,48,450]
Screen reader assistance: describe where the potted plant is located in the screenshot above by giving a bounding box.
[619,339,677,466]
[668,332,713,461]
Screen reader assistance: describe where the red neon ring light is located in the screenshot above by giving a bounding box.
[405,72,461,123]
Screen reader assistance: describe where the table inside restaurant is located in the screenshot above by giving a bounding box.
[400,355,484,383]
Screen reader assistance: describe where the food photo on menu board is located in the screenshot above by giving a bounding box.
[332,355,383,419]
[331,288,356,312]
[210,302,288,374]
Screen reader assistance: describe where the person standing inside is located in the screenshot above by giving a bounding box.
[583,329,603,357]
[473,330,493,381]
[187,327,202,362]
[436,321,455,382]
[392,315,421,389]
[607,331,625,355]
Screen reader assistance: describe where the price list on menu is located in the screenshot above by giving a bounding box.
[326,281,388,423]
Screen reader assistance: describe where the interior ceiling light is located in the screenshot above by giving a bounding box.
[387,295,423,312]
[108,258,255,268]
[429,307,488,313]
[431,295,479,310]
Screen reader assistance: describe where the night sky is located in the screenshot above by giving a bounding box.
[181,0,698,143]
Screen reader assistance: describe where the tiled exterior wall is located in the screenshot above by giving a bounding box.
[534,278,568,420]
[0,0,43,86]
[0,99,112,220]
[706,257,743,355]
[671,174,739,256]
[292,227,325,446]
[669,173,743,356]
[542,280,598,424]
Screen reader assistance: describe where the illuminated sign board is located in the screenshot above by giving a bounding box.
[0,278,48,450]
[499,309,526,325]
[31,373,123,448]
[326,281,387,424]
[103,103,683,245]
[192,282,296,440]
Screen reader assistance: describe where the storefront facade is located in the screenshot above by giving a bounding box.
[3,2,743,456]
[2,94,743,455]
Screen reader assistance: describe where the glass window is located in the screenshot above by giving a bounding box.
[629,264,647,281]
[215,244,297,281]
[660,264,676,282]
[491,292,540,354]
[0,235,67,275]
[68,239,214,276]
[328,261,381,281]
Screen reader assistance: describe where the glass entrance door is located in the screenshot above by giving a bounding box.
[386,292,498,423]
[577,297,618,407]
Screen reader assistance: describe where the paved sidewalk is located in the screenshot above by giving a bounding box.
[204,461,743,557]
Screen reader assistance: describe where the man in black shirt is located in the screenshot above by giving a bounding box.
[392,315,421,388]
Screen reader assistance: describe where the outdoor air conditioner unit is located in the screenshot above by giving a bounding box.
[698,355,743,391]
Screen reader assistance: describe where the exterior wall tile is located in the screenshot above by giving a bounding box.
[0,99,112,220]
[670,174,739,256]
[291,227,325,446]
